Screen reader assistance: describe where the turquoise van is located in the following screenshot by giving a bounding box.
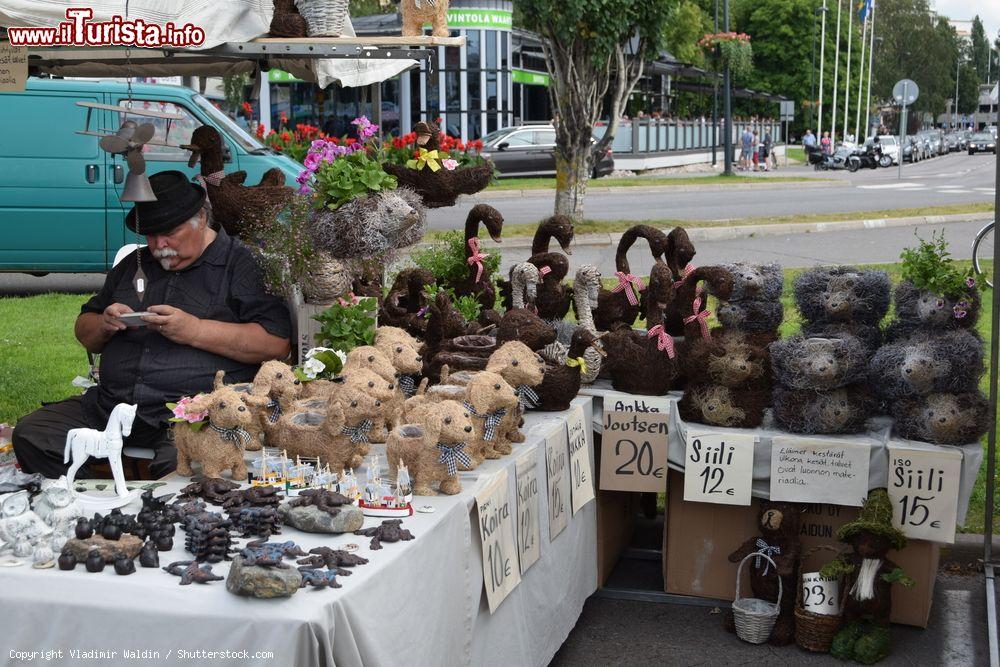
[0,79,302,274]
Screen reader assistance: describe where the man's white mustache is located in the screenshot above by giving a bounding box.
[151,248,178,258]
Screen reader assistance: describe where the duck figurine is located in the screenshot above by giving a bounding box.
[543,264,605,384]
[181,125,295,237]
[495,262,557,351]
[592,225,670,332]
[602,261,681,395]
[534,328,606,412]
[500,214,575,317]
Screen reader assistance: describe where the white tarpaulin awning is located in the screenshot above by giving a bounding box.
[0,0,426,87]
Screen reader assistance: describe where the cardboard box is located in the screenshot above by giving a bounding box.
[663,470,939,627]
[594,432,637,587]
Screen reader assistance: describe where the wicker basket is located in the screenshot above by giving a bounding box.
[294,0,349,37]
[382,163,494,208]
[794,546,844,653]
[733,552,783,644]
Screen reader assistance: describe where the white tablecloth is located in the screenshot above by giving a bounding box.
[1,398,596,667]
[580,382,983,524]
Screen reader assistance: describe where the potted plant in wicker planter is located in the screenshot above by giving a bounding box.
[382,121,495,208]
[699,31,753,80]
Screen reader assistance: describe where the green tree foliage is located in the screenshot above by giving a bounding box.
[349,0,392,17]
[970,16,990,83]
[519,0,671,220]
[664,0,710,65]
[957,64,980,115]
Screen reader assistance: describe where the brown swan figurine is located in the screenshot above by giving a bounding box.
[500,214,575,318]
[591,225,670,332]
[448,204,504,314]
[379,268,436,339]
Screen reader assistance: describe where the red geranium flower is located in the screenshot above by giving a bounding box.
[242,102,254,116]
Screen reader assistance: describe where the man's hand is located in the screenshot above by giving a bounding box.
[101,303,135,337]
[143,305,202,346]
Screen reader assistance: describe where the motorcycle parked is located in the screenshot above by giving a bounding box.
[816,146,853,171]
[805,144,827,170]
[847,144,892,171]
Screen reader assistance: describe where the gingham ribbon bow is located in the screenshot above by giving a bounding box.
[611,272,645,306]
[436,443,471,476]
[538,265,552,279]
[684,295,712,340]
[341,420,373,444]
[464,402,506,441]
[646,324,677,359]
[195,170,225,187]
[467,237,489,283]
[515,384,540,410]
[566,357,588,375]
[396,374,417,397]
[673,263,696,289]
[266,398,283,424]
[753,540,782,575]
[209,423,252,450]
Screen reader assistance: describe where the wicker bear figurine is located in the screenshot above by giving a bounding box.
[387,400,475,495]
[820,490,914,664]
[727,501,802,646]
[173,387,253,479]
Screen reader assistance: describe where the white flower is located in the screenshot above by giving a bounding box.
[302,357,326,379]
[305,346,335,360]
[334,349,347,365]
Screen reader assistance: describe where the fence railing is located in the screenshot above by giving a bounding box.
[593,120,784,155]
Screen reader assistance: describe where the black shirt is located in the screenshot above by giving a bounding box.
[80,228,291,428]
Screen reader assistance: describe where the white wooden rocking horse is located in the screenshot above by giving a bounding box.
[64,402,140,511]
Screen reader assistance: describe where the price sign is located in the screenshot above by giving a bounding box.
[800,572,841,616]
[515,450,541,574]
[602,391,674,416]
[566,405,595,514]
[475,469,521,613]
[599,410,669,493]
[887,444,962,543]
[683,430,755,506]
[770,436,871,507]
[545,428,571,540]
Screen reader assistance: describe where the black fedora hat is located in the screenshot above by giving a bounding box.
[125,170,207,235]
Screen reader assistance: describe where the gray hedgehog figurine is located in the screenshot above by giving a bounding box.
[770,334,870,391]
[794,266,891,325]
[891,392,991,445]
[869,329,984,400]
[309,188,427,259]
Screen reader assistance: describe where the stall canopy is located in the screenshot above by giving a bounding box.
[0,0,445,88]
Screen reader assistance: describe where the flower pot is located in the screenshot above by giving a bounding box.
[382,163,493,208]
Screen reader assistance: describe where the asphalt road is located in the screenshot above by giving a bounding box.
[426,151,996,229]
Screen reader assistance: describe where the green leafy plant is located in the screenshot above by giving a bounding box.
[899,231,979,298]
[417,282,483,323]
[311,150,397,211]
[312,297,378,352]
[411,230,501,285]
[244,194,319,297]
[699,32,753,80]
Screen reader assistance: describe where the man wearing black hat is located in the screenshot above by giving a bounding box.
[13,171,292,479]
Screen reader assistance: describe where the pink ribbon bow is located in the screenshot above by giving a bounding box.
[647,324,676,359]
[674,263,696,289]
[467,237,488,283]
[195,170,225,187]
[684,296,712,339]
[611,272,645,306]
[538,265,552,278]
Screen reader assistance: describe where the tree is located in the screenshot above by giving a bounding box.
[664,0,710,65]
[519,0,671,220]
[957,64,980,115]
[970,16,990,83]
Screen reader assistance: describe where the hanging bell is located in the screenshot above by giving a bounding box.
[121,172,157,202]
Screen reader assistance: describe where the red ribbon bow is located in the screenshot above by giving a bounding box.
[647,324,676,358]
[195,170,225,187]
[674,263,696,289]
[684,296,712,339]
[611,272,645,306]
[467,237,488,283]
[538,265,552,278]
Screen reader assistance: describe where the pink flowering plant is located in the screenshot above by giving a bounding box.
[166,395,209,431]
[699,31,753,80]
[296,116,397,210]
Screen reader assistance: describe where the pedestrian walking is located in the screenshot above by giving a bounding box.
[751,130,760,171]
[740,127,753,171]
[802,129,816,148]
[762,130,775,171]
[821,130,832,155]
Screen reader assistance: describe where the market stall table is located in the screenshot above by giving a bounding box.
[1,398,595,667]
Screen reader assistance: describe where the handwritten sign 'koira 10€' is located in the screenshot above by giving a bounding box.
[683,430,756,505]
[599,410,669,493]
[887,443,962,544]
[770,436,871,507]
[476,469,521,613]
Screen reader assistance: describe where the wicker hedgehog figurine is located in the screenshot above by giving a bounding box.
[886,280,982,341]
[869,329,984,400]
[677,383,771,428]
[720,262,784,302]
[770,334,870,391]
[682,330,771,390]
[772,384,876,435]
[891,392,991,446]
[309,188,426,260]
[794,266,891,326]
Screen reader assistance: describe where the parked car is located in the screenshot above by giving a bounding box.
[968,132,997,155]
[479,124,615,178]
[877,135,899,164]
[0,78,302,275]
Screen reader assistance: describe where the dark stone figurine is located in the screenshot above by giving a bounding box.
[75,517,93,540]
[139,541,160,568]
[354,519,415,550]
[101,523,122,541]
[85,548,105,573]
[58,551,77,570]
[114,555,136,575]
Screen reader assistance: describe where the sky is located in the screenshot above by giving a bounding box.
[931,0,999,43]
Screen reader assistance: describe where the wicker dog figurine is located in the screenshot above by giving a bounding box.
[387,400,475,496]
[485,341,545,442]
[400,0,450,38]
[173,387,253,479]
[464,371,520,462]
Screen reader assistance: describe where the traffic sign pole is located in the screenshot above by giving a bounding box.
[892,79,919,181]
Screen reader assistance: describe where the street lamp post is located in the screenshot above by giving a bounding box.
[954,57,962,130]
[723,0,733,175]
[712,0,719,166]
[817,0,828,139]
